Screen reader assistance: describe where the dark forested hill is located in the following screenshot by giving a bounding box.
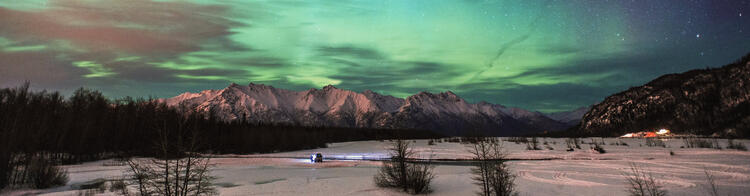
[576,53,750,137]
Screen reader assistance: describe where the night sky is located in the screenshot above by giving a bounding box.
[0,0,748,112]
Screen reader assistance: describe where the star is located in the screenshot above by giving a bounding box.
[696,34,700,38]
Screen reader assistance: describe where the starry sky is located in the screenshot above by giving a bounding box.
[0,0,748,112]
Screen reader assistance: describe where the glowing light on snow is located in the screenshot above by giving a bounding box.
[294,158,313,164]
[345,155,366,160]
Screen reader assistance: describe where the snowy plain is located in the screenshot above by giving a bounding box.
[13,138,750,196]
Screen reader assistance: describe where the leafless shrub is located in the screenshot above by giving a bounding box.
[504,137,528,144]
[526,137,541,150]
[27,155,69,189]
[592,143,606,153]
[712,139,722,150]
[726,139,747,151]
[611,140,629,146]
[445,137,462,143]
[470,140,517,196]
[407,162,435,194]
[2,154,69,189]
[623,163,667,196]
[374,139,435,194]
[565,138,582,151]
[109,179,128,195]
[683,137,718,149]
[565,139,575,151]
[645,138,666,148]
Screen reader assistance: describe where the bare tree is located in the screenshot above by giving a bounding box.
[374,139,434,194]
[126,159,152,195]
[623,163,667,196]
[125,118,216,196]
[470,140,517,196]
[526,137,540,150]
[565,138,576,151]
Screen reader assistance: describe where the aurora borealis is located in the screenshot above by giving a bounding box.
[0,0,748,112]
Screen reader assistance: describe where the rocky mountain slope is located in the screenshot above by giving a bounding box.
[578,54,750,137]
[163,83,570,136]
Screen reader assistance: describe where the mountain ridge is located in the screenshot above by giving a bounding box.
[162,83,580,136]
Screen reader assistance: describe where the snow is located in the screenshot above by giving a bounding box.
[160,83,557,126]
[20,138,750,196]
[163,83,410,120]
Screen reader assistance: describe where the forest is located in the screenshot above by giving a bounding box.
[0,83,440,189]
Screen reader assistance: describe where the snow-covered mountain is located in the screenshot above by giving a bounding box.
[545,106,591,126]
[162,83,571,136]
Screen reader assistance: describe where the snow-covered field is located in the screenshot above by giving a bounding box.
[12,138,750,196]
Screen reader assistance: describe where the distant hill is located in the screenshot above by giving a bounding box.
[162,83,572,136]
[577,53,750,137]
[545,106,591,126]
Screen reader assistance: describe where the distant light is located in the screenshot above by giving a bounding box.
[656,129,669,135]
[621,133,634,138]
[696,34,701,38]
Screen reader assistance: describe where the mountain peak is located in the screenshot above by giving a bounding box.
[409,91,463,102]
[439,91,461,100]
[409,91,436,100]
[247,82,274,90]
[322,84,338,91]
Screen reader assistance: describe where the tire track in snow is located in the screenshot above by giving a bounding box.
[658,177,696,188]
[630,160,750,181]
[517,170,608,186]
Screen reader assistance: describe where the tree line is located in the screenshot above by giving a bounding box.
[0,83,440,189]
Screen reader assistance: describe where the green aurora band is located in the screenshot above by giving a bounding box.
[0,0,748,112]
